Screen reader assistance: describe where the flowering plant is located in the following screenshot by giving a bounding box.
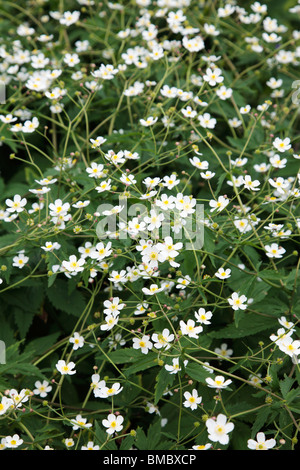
[0,0,300,451]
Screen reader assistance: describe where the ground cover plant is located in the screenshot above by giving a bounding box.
[0,0,300,452]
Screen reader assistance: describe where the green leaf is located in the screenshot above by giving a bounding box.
[279,375,295,398]
[119,434,136,450]
[154,366,175,405]
[13,307,35,338]
[124,352,157,377]
[106,348,143,364]
[94,420,117,450]
[46,279,86,316]
[251,406,271,438]
[285,388,300,405]
[135,421,162,450]
[0,360,48,380]
[24,331,61,356]
[209,314,277,339]
[185,361,211,383]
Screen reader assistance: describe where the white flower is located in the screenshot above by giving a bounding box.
[248,373,263,387]
[198,113,217,129]
[278,316,295,331]
[69,332,85,350]
[70,414,92,430]
[214,343,233,359]
[102,413,124,435]
[228,117,242,128]
[56,360,76,375]
[273,137,291,153]
[62,255,85,273]
[216,85,232,100]
[5,194,27,213]
[180,319,203,339]
[22,117,39,133]
[268,177,289,194]
[90,241,112,261]
[228,292,248,310]
[49,199,70,216]
[0,396,13,415]
[5,434,23,449]
[59,10,80,26]
[90,136,106,148]
[192,444,212,450]
[194,308,213,325]
[92,63,119,80]
[94,382,123,398]
[176,275,191,289]
[72,200,90,209]
[33,380,52,398]
[64,438,75,448]
[0,113,17,123]
[86,162,105,178]
[100,313,119,331]
[206,375,232,390]
[203,67,224,86]
[140,116,158,126]
[209,196,230,212]
[144,210,164,231]
[264,243,286,258]
[218,4,235,17]
[132,335,153,354]
[201,170,215,179]
[151,328,174,350]
[120,173,137,185]
[206,414,234,445]
[243,175,260,191]
[81,441,100,450]
[108,270,127,284]
[215,268,231,279]
[240,104,251,114]
[12,253,29,269]
[189,156,209,170]
[183,389,202,410]
[160,85,178,98]
[95,179,111,192]
[278,337,300,358]
[165,357,188,374]
[64,53,80,67]
[94,381,123,398]
[41,241,61,252]
[182,35,205,52]
[181,106,197,118]
[247,432,276,450]
[8,388,29,408]
[103,297,125,315]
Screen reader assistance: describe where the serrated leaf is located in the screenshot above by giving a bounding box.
[94,420,118,450]
[185,362,211,383]
[209,314,277,339]
[124,352,157,377]
[154,366,175,405]
[279,375,295,398]
[13,307,35,339]
[119,434,135,450]
[251,406,271,438]
[285,388,300,405]
[46,279,86,316]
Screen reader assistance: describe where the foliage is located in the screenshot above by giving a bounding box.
[0,0,300,451]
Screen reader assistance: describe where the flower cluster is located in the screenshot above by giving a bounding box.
[0,0,299,452]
